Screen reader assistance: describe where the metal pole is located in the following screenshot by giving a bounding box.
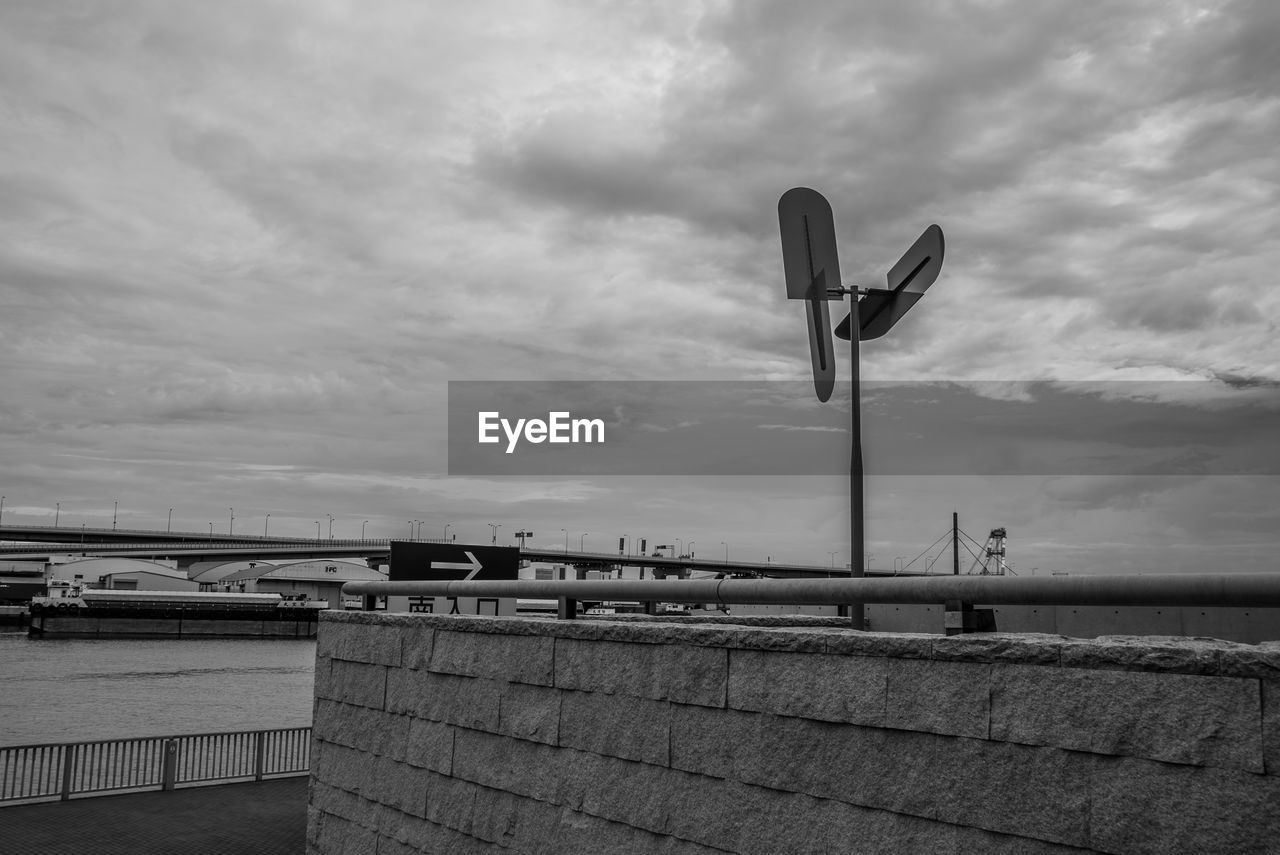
[849,295,864,628]
[162,739,178,791]
[953,511,960,575]
[344,573,1280,609]
[60,743,77,801]
[254,731,266,782]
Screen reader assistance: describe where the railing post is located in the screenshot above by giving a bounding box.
[557,596,577,620]
[60,743,76,801]
[161,739,178,791]
[254,731,266,782]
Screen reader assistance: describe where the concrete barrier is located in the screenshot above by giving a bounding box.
[307,611,1280,854]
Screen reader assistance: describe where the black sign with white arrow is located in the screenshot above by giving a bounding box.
[389,541,520,582]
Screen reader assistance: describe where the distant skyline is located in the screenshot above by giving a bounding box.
[2,2,1278,574]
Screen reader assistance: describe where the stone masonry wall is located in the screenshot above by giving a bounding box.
[307,612,1280,854]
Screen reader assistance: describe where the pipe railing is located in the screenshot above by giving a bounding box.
[0,727,311,804]
[343,573,1280,627]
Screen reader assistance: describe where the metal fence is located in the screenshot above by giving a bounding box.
[0,727,311,803]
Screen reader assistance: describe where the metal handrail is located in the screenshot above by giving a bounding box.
[342,572,1280,610]
[0,727,311,804]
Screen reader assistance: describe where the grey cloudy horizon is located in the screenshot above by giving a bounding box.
[2,1,1279,574]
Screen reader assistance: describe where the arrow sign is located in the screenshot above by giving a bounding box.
[431,551,482,580]
[390,542,519,582]
[836,224,944,341]
[779,188,842,402]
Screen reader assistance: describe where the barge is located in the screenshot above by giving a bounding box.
[27,585,326,639]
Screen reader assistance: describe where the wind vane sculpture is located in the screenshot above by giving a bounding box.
[778,187,944,625]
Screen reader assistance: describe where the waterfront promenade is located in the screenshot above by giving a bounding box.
[0,776,306,854]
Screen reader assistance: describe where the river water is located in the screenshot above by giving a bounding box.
[0,630,316,747]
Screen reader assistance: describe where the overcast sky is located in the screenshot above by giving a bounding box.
[2,1,1278,575]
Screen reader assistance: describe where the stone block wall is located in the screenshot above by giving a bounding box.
[307,612,1280,854]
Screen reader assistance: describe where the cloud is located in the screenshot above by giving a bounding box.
[2,0,1279,574]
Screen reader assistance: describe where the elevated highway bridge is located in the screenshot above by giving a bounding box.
[0,525,917,579]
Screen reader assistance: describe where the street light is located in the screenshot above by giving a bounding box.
[688,540,695,558]
[327,514,334,540]
[722,542,728,563]
[229,507,234,536]
[561,528,567,551]
[362,520,368,539]
[167,508,173,533]
[407,520,414,540]
[415,520,424,540]
[55,502,60,527]
[828,551,838,568]
[488,523,501,545]
[580,533,588,551]
[675,537,683,557]
[316,521,321,541]
[0,495,5,525]
[444,523,452,542]
[265,514,271,537]
[113,500,118,531]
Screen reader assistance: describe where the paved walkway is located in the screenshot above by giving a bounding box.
[0,776,307,854]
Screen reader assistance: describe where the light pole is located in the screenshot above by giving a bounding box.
[561,528,568,551]
[167,508,173,533]
[327,514,334,540]
[828,551,838,568]
[688,540,695,558]
[722,542,728,564]
[488,523,501,545]
[208,522,213,539]
[113,500,118,531]
[444,523,452,542]
[55,502,60,526]
[620,534,628,556]
[265,514,271,536]
[229,507,234,536]
[580,533,588,551]
[0,495,5,525]
[316,521,321,541]
[675,537,683,558]
[362,520,368,539]
[407,520,414,540]
[415,520,424,540]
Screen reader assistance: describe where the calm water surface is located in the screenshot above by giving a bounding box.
[0,630,316,746]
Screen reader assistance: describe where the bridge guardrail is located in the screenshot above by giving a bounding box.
[0,727,311,804]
